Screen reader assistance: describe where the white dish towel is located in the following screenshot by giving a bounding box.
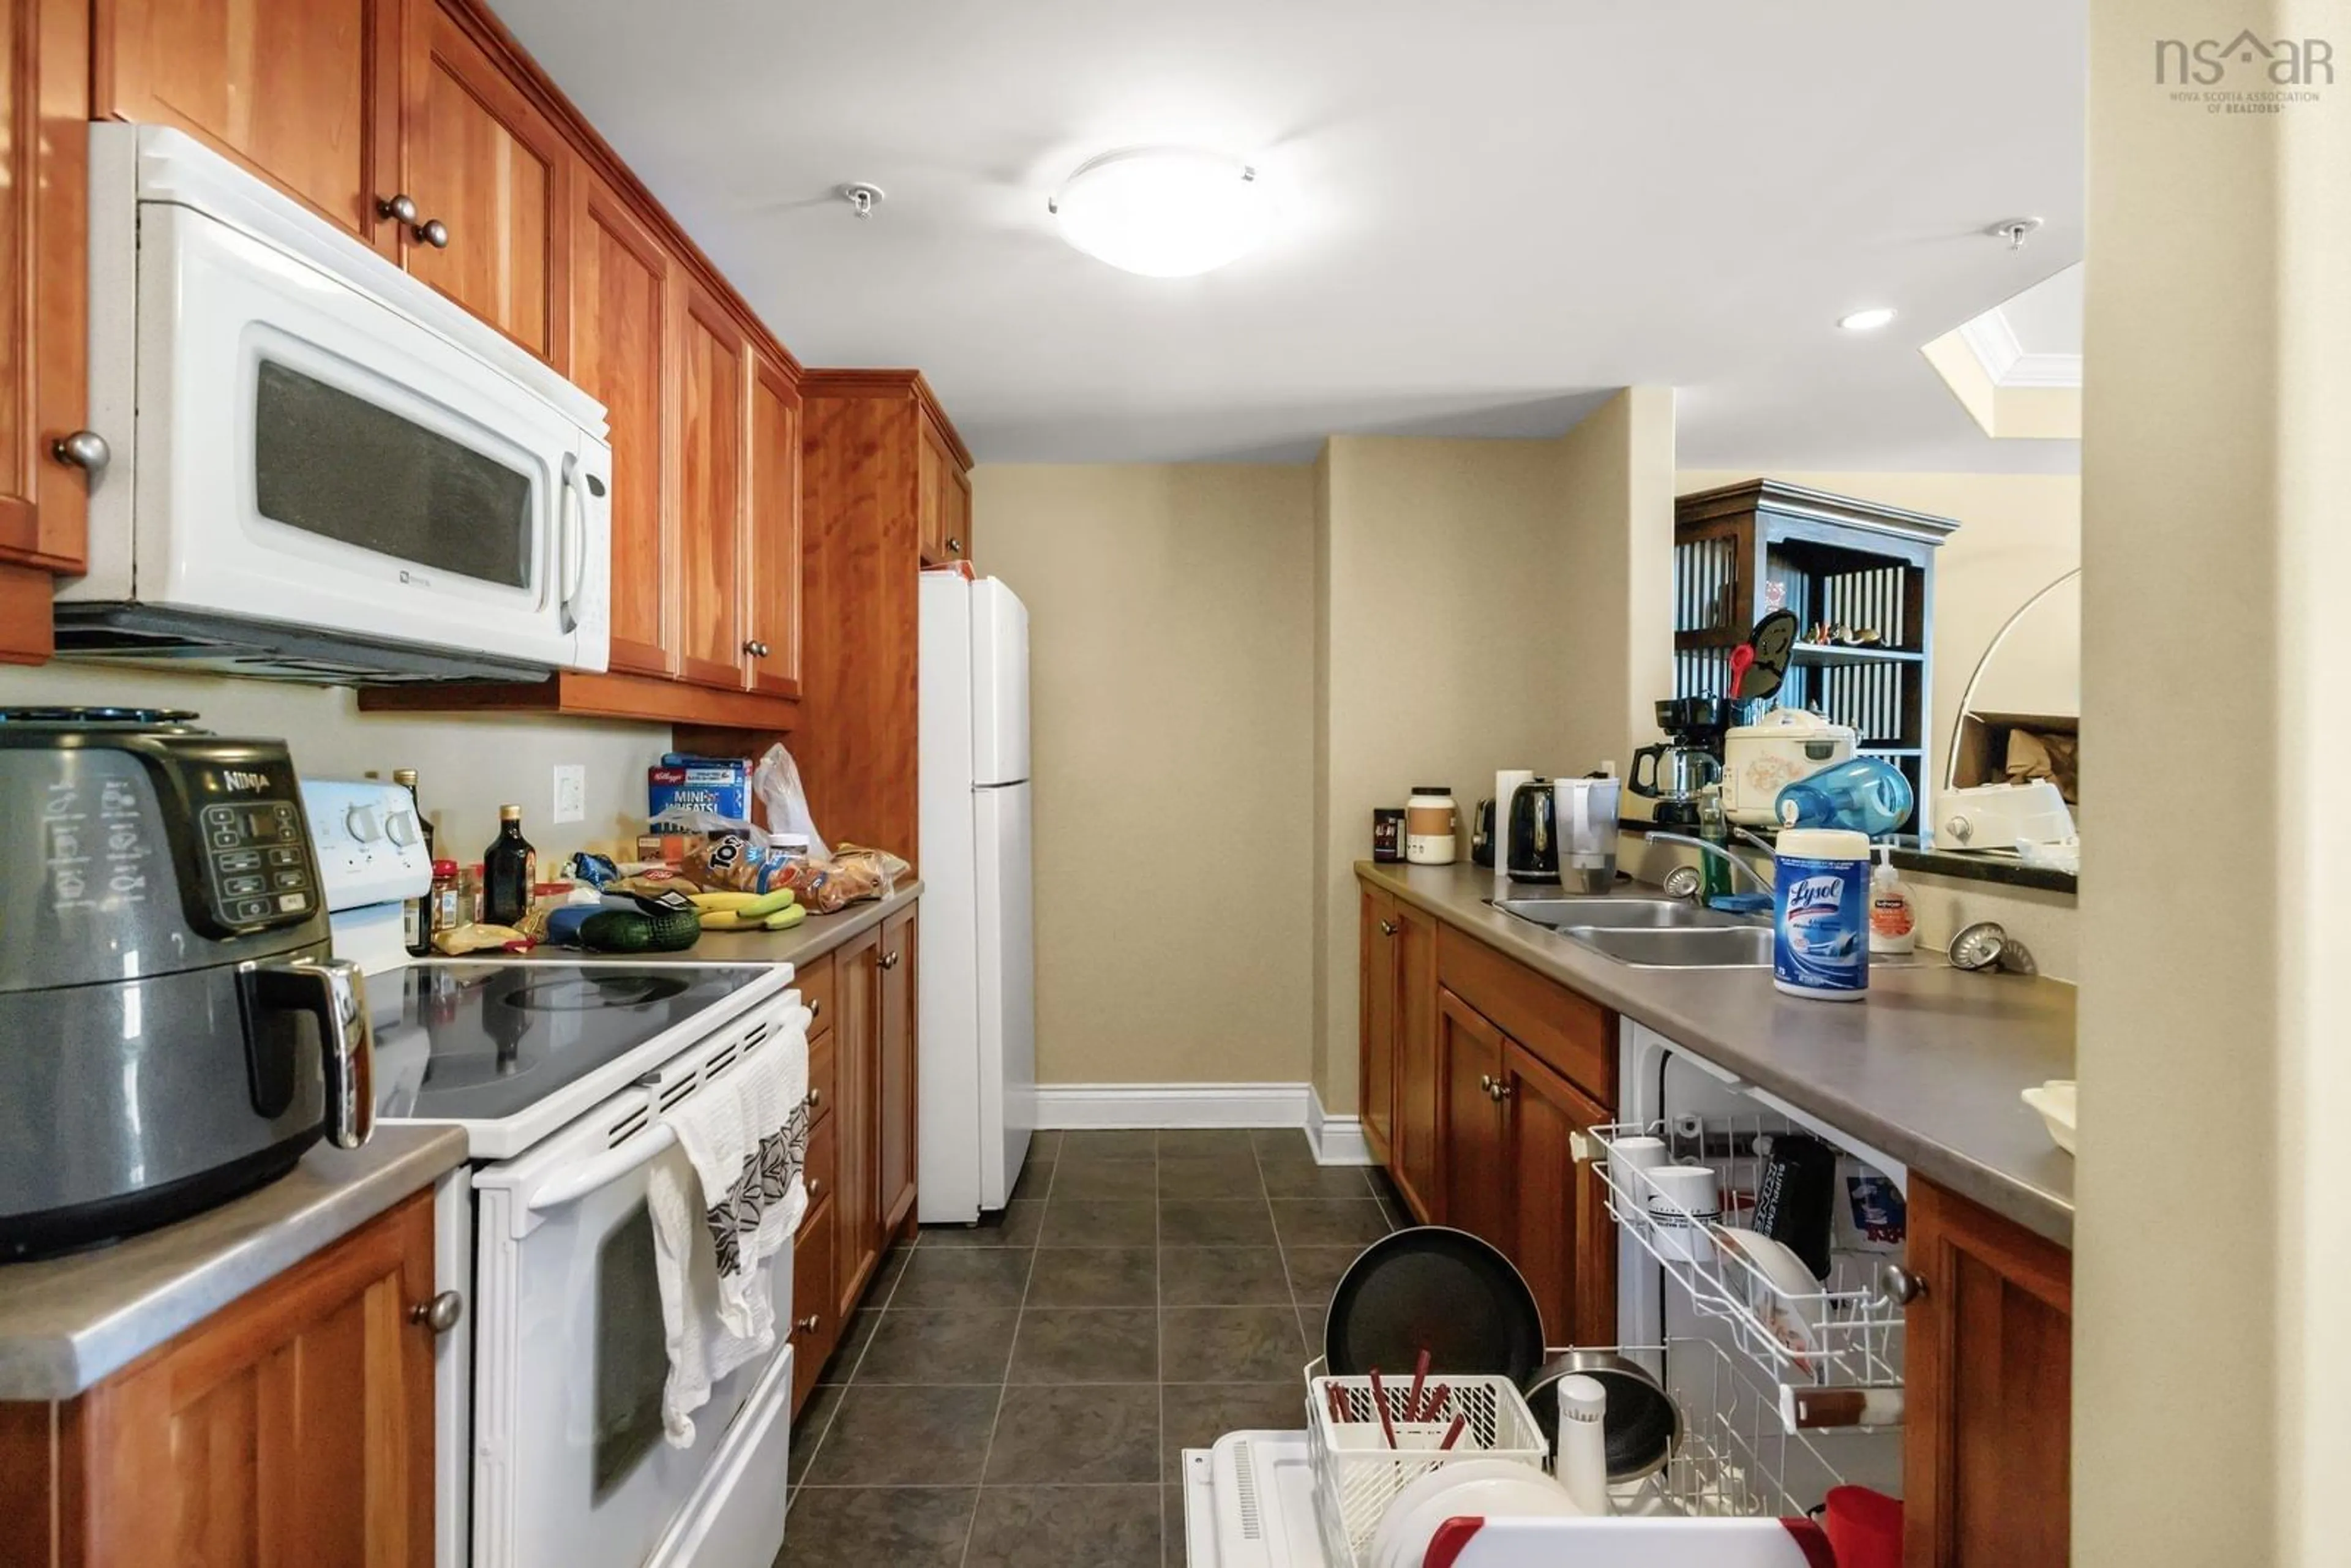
[648,1014,810,1446]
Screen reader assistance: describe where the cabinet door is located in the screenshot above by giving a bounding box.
[1500,1041,1615,1348]
[400,1,568,361]
[942,462,972,565]
[569,173,675,675]
[1357,888,1398,1167]
[1435,988,1504,1248]
[1390,899,1439,1224]
[673,281,750,689]
[96,0,400,252]
[876,906,918,1234]
[1903,1176,2072,1568]
[73,1191,437,1566]
[0,0,89,621]
[744,352,803,698]
[788,1190,835,1416]
[832,923,880,1320]
[916,422,947,566]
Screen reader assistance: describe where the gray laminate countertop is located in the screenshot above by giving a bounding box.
[511,879,923,969]
[1358,861,2077,1246]
[0,1125,468,1401]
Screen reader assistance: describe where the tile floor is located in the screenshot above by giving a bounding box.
[779,1128,1407,1567]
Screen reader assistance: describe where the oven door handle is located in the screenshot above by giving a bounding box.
[527,1122,678,1214]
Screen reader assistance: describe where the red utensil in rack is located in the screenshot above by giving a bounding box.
[1406,1349,1430,1422]
[1368,1368,1400,1447]
[1437,1412,1468,1452]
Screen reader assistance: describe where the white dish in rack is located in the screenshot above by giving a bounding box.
[1368,1461,1580,1568]
[2022,1079,2076,1154]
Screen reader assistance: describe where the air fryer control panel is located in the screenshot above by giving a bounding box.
[197,793,313,925]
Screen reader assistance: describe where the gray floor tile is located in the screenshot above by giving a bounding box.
[1269,1198,1394,1248]
[1281,1245,1364,1312]
[1010,1156,1054,1201]
[1158,1157,1267,1201]
[854,1309,1020,1384]
[1060,1129,1159,1158]
[1158,1199,1276,1248]
[1158,1247,1291,1307]
[1161,1306,1308,1384]
[964,1485,1163,1568]
[820,1309,882,1383]
[1160,1382,1305,1480]
[1029,1129,1065,1158]
[870,1244,915,1299]
[803,1384,1000,1485]
[1010,1307,1161,1384]
[787,1381,844,1486]
[1250,1127,1319,1161]
[918,1199,1043,1248]
[1256,1159,1379,1199]
[1051,1158,1160,1200]
[985,1384,1161,1484]
[1165,1482,1187,1568]
[1157,1129,1261,1158]
[1027,1247,1158,1308]
[1040,1197,1158,1247]
[780,1486,977,1567]
[1297,1304,1328,1362]
[890,1247,1034,1310]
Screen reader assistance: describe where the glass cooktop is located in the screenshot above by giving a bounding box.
[369,962,776,1125]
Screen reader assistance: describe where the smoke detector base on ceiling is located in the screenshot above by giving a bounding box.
[838,181,886,219]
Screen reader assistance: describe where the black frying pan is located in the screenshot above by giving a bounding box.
[1322,1226,1545,1386]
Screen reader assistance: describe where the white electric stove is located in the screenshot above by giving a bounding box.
[305,779,804,1568]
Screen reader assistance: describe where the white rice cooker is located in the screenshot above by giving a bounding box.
[1719,708,1856,825]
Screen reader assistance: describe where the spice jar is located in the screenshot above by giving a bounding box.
[428,859,460,942]
[1404,787,1458,865]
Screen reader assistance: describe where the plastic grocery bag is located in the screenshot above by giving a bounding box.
[753,744,829,860]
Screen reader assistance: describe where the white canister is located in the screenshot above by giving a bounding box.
[1404,787,1457,865]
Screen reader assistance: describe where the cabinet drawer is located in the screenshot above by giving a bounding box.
[806,1025,836,1131]
[801,1106,836,1218]
[789,1194,837,1414]
[797,952,836,1040]
[1436,925,1613,1101]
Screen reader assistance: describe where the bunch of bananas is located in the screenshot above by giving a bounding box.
[688,888,806,932]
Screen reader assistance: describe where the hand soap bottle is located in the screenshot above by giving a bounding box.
[1869,843,1918,956]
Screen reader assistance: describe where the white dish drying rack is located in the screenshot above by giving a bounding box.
[1586,1118,1907,1397]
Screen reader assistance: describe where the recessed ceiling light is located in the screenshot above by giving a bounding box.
[1839,307,1898,332]
[1049,147,1270,278]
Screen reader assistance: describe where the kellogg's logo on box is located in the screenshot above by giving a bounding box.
[648,757,749,823]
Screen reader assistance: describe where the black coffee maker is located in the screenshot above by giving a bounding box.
[1628,697,1728,827]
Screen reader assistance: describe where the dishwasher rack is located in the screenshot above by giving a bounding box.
[1587,1118,1907,1396]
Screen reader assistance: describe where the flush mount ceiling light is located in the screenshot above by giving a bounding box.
[1049,147,1269,277]
[1839,307,1899,332]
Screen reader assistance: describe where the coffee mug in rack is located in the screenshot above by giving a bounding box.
[1608,1136,1670,1207]
[1645,1164,1722,1262]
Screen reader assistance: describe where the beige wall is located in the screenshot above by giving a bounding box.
[1314,394,1676,1111]
[1677,469,2082,785]
[0,664,671,865]
[2076,1,2351,1559]
[972,464,1318,1087]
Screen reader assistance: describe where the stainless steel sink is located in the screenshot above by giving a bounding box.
[1560,925,1777,968]
[1490,896,1739,931]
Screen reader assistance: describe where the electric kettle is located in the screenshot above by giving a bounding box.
[1505,777,1559,883]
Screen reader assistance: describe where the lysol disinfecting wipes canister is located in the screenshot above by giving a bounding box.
[1774,828,1871,1000]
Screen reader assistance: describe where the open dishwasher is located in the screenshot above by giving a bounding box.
[1183,1019,1905,1566]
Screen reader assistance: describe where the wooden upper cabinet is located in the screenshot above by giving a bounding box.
[94,0,402,252]
[674,280,748,689]
[400,1,568,362]
[744,352,802,699]
[917,417,970,567]
[0,0,91,626]
[569,171,675,676]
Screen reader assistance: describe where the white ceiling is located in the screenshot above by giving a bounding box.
[491,0,2086,471]
[1997,264,2085,356]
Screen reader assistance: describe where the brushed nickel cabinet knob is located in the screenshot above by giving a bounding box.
[410,1290,465,1334]
[51,430,108,472]
[377,193,419,225]
[416,218,450,249]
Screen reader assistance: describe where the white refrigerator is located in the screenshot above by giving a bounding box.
[918,571,1037,1223]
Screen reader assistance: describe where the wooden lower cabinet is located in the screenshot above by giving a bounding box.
[1390,900,1439,1222]
[1359,888,1400,1166]
[1903,1176,2073,1568]
[787,1191,836,1415]
[1436,987,1506,1245]
[819,908,921,1345]
[876,906,919,1234]
[1,1191,439,1567]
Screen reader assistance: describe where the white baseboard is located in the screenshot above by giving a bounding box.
[1033,1082,1310,1130]
[1306,1086,1376,1166]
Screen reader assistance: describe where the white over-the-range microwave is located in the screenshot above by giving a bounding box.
[55,124,613,683]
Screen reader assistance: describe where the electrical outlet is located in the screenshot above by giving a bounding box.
[552,765,587,825]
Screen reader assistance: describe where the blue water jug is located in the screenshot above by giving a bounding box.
[1774,757,1914,837]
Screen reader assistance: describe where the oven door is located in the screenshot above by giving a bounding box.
[467,1092,793,1568]
[90,189,610,672]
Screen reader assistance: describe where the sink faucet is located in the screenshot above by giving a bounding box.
[1648,831,1775,899]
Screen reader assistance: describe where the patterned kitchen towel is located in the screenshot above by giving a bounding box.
[648,1005,811,1445]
